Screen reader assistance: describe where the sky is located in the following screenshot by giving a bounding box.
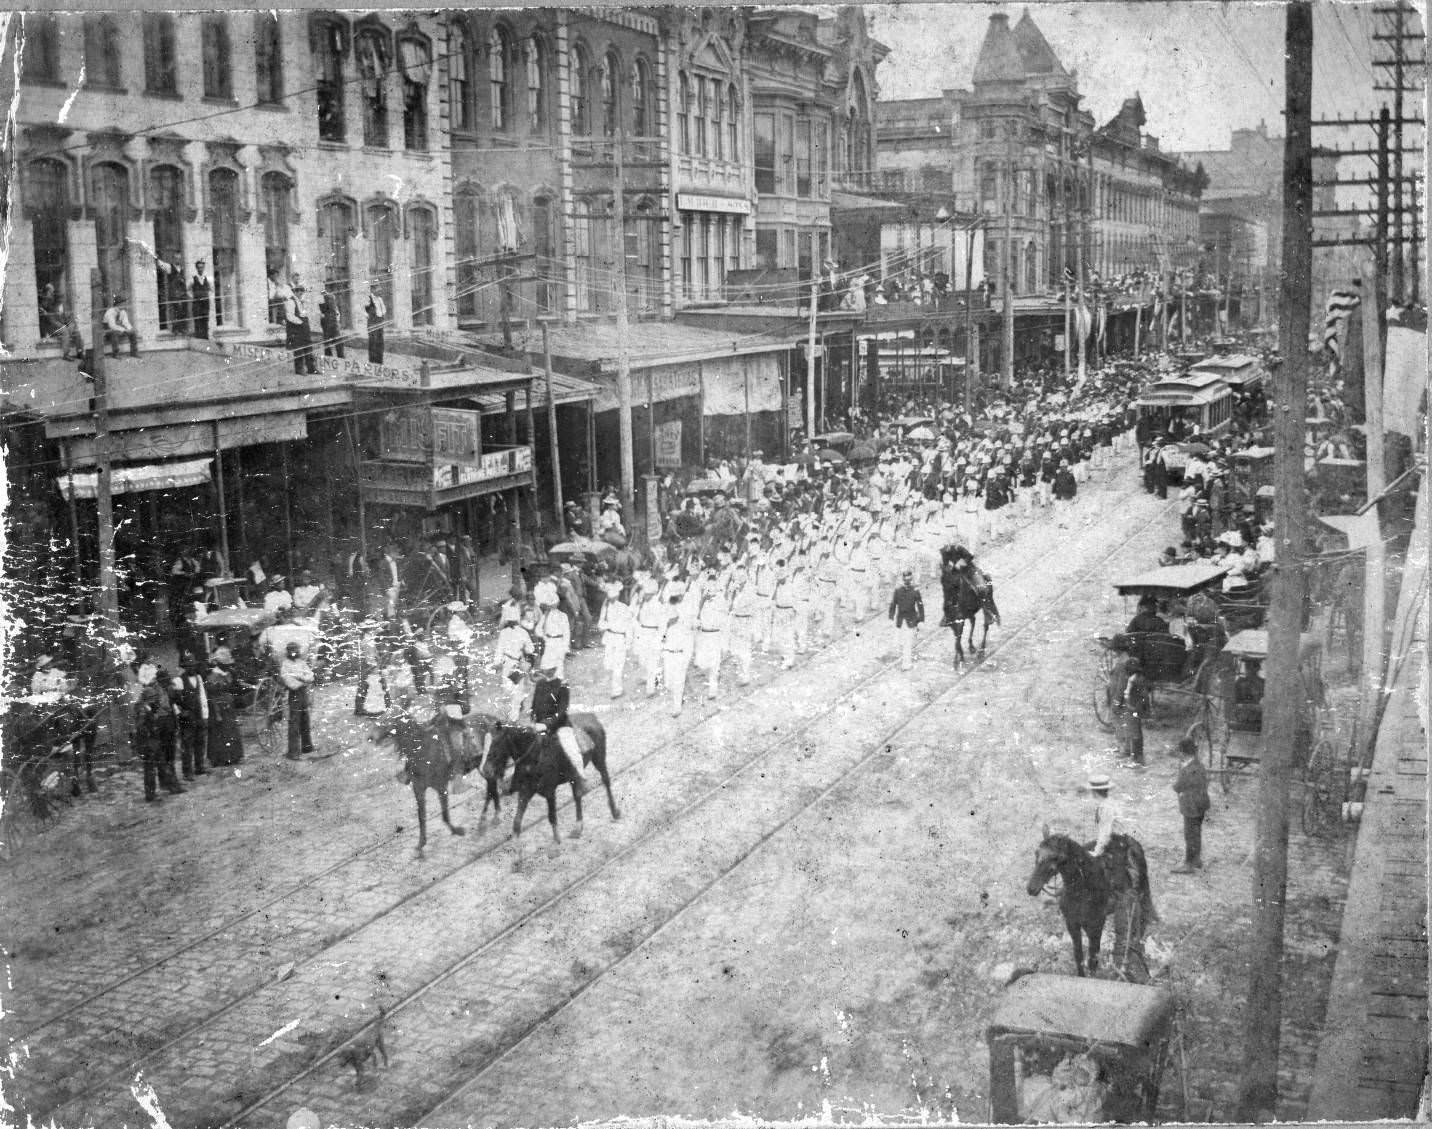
[863,1,1407,154]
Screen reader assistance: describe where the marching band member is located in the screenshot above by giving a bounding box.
[692,569,729,700]
[596,577,632,698]
[659,582,694,716]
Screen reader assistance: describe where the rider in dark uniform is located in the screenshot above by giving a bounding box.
[531,673,586,795]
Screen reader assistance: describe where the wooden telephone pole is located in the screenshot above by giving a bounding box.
[1236,2,1313,1119]
[87,271,119,642]
[613,132,636,534]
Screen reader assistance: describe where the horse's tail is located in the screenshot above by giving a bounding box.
[1125,836,1158,925]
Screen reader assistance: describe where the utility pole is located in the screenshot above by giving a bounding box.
[1358,256,1387,764]
[1001,135,1014,388]
[613,131,636,535]
[1236,2,1312,1120]
[88,270,119,644]
[963,218,977,408]
[540,317,563,522]
[1075,142,1087,384]
[1061,123,1072,379]
[806,275,818,439]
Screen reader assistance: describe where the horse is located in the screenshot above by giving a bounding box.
[481,712,619,856]
[1025,826,1156,979]
[941,561,999,667]
[370,707,493,855]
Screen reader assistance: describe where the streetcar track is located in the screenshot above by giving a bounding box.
[32,476,1159,1126]
[220,485,1171,1129]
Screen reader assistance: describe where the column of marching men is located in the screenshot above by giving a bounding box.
[475,397,1135,723]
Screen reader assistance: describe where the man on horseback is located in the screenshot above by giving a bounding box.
[530,673,587,797]
[1088,773,1159,947]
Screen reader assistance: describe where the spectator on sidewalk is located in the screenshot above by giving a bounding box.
[1172,735,1210,872]
[1117,657,1150,764]
[279,641,315,760]
[888,568,924,671]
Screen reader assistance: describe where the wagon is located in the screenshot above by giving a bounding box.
[1204,629,1327,789]
[1092,563,1232,755]
[987,973,1177,1124]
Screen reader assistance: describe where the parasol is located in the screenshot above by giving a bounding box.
[814,448,846,464]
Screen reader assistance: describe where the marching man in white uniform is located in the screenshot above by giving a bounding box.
[534,578,570,681]
[659,582,694,716]
[692,571,729,700]
[596,578,632,698]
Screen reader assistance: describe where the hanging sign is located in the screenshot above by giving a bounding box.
[654,421,683,468]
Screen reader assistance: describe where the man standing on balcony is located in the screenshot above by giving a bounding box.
[366,284,387,364]
[318,283,345,359]
[190,260,212,340]
[284,283,318,375]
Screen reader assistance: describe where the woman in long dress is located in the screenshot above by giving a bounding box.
[206,647,245,766]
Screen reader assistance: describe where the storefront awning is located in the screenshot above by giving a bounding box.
[57,457,213,501]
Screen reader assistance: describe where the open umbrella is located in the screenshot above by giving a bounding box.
[811,431,855,446]
[814,448,846,464]
[685,477,724,494]
[847,442,878,461]
[906,425,937,441]
[1181,441,1212,457]
[790,451,818,467]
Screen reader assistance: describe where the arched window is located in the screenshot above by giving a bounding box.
[27,159,71,326]
[356,28,390,148]
[314,20,347,142]
[83,16,122,90]
[209,168,241,328]
[569,43,590,137]
[408,206,436,327]
[600,49,620,139]
[399,35,431,151]
[488,25,513,132]
[255,14,283,104]
[448,23,472,132]
[727,85,740,161]
[316,198,354,327]
[526,35,547,133]
[202,15,232,100]
[90,162,130,302]
[631,58,651,138]
[454,188,480,319]
[677,72,691,154]
[149,166,188,331]
[844,108,855,174]
[143,14,178,95]
[22,14,61,83]
[852,71,871,174]
[366,200,399,315]
[260,172,291,322]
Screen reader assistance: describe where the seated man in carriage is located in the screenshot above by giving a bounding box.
[1125,596,1170,637]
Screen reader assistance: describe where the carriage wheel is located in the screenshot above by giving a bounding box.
[1300,738,1337,837]
[425,604,454,650]
[1092,680,1116,731]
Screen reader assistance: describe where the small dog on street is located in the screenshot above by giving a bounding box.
[338,1005,389,1089]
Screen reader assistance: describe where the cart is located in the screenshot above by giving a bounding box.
[193,606,284,752]
[1205,629,1327,790]
[987,973,1177,1124]
[1093,564,1230,756]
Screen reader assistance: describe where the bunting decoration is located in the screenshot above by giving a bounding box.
[1323,283,1362,358]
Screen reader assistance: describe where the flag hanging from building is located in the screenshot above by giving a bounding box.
[1323,283,1362,358]
[1075,299,1093,344]
[1096,302,1107,346]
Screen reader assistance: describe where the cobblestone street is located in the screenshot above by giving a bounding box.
[4,461,1352,1128]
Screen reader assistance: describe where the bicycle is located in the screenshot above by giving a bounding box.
[239,673,285,753]
[0,744,77,863]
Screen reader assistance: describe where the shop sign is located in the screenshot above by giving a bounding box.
[654,421,683,468]
[431,408,482,466]
[380,407,483,466]
[223,340,421,387]
[676,193,753,215]
[380,408,432,463]
[431,445,533,490]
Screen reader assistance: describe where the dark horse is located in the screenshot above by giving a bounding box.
[1025,827,1157,979]
[940,546,1000,667]
[370,708,495,855]
[481,713,620,854]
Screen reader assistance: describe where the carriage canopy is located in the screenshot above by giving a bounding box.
[1112,562,1229,599]
[988,973,1175,1048]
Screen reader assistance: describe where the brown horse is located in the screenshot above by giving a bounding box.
[1025,826,1156,980]
[941,561,999,667]
[481,713,619,855]
[369,708,491,855]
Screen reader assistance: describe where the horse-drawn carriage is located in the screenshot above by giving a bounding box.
[1093,564,1230,752]
[987,973,1176,1124]
[1202,628,1328,790]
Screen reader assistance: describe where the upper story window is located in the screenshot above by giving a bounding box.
[526,35,547,134]
[255,14,283,104]
[399,36,431,151]
[356,29,391,148]
[91,162,131,300]
[600,49,620,139]
[27,159,71,326]
[754,111,774,194]
[796,118,812,197]
[677,72,691,154]
[631,58,651,138]
[143,14,178,95]
[488,25,513,132]
[448,23,472,132]
[727,84,739,161]
[694,76,708,157]
[201,16,232,100]
[569,42,590,137]
[83,16,122,89]
[712,84,724,160]
[22,15,61,83]
[314,20,347,141]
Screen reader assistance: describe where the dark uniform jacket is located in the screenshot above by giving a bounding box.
[530,678,570,729]
[888,584,925,629]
